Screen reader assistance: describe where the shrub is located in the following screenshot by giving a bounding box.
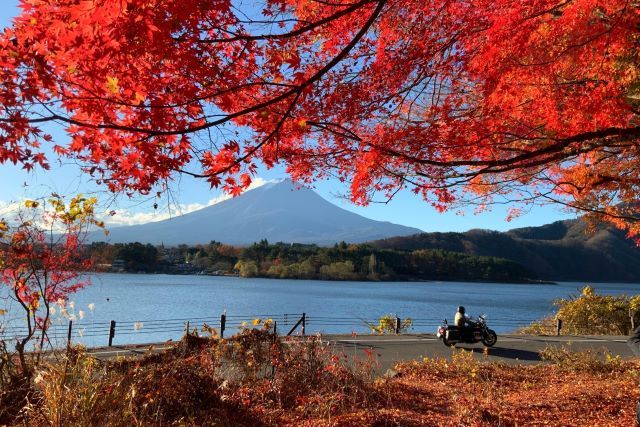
[319,261,357,280]
[30,345,251,426]
[519,286,640,335]
[234,260,259,277]
[366,314,413,334]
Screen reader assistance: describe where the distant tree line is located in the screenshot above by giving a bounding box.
[86,239,535,283]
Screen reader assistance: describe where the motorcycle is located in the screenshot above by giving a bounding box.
[436,314,497,347]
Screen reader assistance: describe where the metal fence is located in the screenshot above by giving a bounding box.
[1,312,546,349]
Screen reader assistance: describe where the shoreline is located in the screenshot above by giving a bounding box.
[92,269,557,285]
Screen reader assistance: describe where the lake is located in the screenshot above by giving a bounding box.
[2,273,639,347]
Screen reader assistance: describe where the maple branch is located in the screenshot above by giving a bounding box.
[309,119,640,173]
[9,0,386,144]
[47,80,295,110]
[540,194,640,223]
[371,126,640,170]
[520,0,575,21]
[180,91,303,179]
[172,1,386,180]
[7,1,385,140]
[181,0,375,43]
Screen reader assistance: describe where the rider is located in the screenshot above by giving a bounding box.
[454,306,472,340]
[454,306,466,328]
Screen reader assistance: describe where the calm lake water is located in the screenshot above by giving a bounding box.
[2,273,640,347]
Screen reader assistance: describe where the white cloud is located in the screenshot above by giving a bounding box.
[0,177,280,228]
[0,199,63,230]
[0,200,21,218]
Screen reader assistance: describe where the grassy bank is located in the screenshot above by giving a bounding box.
[1,327,638,426]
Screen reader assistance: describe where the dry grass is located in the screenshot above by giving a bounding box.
[304,348,639,426]
[2,331,639,426]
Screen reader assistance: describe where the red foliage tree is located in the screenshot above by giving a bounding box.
[0,196,101,377]
[0,1,638,235]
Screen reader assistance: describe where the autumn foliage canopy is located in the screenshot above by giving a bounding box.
[0,1,639,235]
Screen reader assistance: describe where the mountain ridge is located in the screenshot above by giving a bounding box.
[369,219,640,282]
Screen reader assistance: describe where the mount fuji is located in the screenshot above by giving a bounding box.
[91,180,422,246]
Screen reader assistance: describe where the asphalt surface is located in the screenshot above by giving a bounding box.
[88,334,635,372]
[328,334,634,371]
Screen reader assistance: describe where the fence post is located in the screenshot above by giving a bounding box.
[555,318,562,336]
[302,313,306,336]
[185,321,190,336]
[220,312,226,338]
[67,320,73,349]
[286,314,305,336]
[271,320,278,378]
[395,316,401,335]
[630,309,637,331]
[108,320,116,346]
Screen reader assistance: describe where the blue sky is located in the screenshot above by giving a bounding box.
[0,1,574,231]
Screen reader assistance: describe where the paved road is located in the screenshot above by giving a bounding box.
[88,334,634,372]
[327,334,634,371]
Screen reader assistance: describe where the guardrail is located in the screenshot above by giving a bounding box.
[1,312,548,348]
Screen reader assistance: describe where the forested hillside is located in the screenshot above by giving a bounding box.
[370,220,640,282]
[87,240,533,283]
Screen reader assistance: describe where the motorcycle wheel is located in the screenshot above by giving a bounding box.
[482,330,497,347]
[442,337,456,347]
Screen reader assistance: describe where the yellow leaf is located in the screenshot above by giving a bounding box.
[24,200,39,208]
[252,318,261,326]
[106,76,119,95]
[134,92,146,103]
[0,309,6,316]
